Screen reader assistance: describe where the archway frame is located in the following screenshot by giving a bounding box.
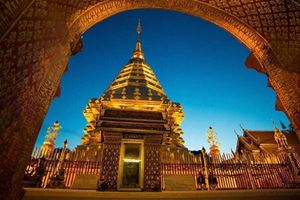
[0,0,299,199]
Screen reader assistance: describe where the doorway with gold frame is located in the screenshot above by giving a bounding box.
[118,139,144,191]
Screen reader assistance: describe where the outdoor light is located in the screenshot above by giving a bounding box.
[123,158,141,163]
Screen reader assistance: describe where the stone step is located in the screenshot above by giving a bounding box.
[23,188,300,200]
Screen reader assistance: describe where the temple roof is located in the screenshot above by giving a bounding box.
[101,20,168,102]
[236,129,300,155]
[245,130,299,145]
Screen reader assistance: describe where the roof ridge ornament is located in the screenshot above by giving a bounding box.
[131,19,144,60]
[234,130,240,138]
[137,18,142,39]
[273,121,290,150]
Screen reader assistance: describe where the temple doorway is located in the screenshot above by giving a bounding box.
[118,141,144,191]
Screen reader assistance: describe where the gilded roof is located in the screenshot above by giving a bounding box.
[101,22,168,102]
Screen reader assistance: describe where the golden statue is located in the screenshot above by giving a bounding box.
[207,127,221,160]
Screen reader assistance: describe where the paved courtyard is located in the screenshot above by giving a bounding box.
[23,188,300,200]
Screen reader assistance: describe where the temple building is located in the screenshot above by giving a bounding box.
[74,21,189,191]
[28,23,300,190]
[235,127,300,158]
[43,21,300,192]
[23,19,300,191]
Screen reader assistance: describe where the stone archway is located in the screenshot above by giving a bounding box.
[0,0,299,199]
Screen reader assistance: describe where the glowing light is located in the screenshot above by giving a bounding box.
[123,158,141,163]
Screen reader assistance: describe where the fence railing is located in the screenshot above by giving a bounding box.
[161,163,297,190]
[24,147,102,188]
[23,147,300,190]
[24,159,102,188]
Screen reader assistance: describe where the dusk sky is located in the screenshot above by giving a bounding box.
[35,9,289,153]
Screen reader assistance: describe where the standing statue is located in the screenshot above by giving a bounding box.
[206,127,221,160]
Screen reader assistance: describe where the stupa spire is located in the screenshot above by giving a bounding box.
[131,19,144,60]
[137,18,142,39]
[101,20,167,101]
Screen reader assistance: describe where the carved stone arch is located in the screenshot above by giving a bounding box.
[67,0,269,57]
[0,0,300,199]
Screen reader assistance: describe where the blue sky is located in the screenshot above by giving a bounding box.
[35,9,289,153]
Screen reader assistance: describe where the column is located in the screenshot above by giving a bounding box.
[100,132,122,190]
[143,134,162,191]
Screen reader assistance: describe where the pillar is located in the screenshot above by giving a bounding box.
[101,132,122,190]
[143,134,162,191]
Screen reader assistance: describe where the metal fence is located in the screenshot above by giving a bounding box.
[23,147,300,190]
[23,147,102,188]
[161,162,296,190]
[161,152,300,190]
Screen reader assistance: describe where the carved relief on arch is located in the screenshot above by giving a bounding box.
[257,45,300,130]
[294,111,300,130]
[245,52,265,74]
[70,37,83,56]
[67,0,267,56]
[275,96,284,112]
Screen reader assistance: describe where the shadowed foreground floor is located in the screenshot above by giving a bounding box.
[23,188,300,200]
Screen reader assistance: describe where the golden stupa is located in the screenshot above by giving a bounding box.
[74,21,190,191]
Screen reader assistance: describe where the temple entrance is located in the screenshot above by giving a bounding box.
[118,141,144,191]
